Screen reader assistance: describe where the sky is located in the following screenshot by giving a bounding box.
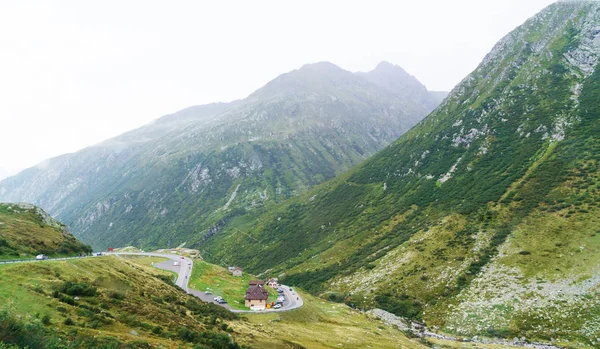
[0,0,557,179]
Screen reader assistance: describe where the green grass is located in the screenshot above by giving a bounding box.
[118,255,179,283]
[188,261,278,310]
[0,256,244,348]
[0,204,91,258]
[233,289,429,349]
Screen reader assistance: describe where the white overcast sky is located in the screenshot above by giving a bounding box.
[0,0,556,179]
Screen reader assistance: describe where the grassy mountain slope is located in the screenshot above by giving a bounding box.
[0,203,91,259]
[0,256,247,348]
[0,62,442,251]
[198,2,600,345]
[0,255,431,349]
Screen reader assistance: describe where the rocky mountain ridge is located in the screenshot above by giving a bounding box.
[195,2,600,346]
[0,61,445,250]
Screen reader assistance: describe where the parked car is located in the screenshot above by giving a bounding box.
[273,304,282,309]
[35,254,48,260]
[180,256,185,259]
[289,288,293,291]
[276,289,284,293]
[217,299,227,304]
[205,291,212,295]
[213,296,222,301]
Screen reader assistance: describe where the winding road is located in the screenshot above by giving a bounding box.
[0,251,303,313]
[110,252,303,313]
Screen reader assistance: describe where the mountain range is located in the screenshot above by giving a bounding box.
[2,1,600,346]
[0,61,445,250]
[192,1,600,346]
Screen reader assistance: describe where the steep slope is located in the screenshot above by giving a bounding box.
[0,255,429,349]
[199,2,600,345]
[0,256,248,348]
[0,62,436,250]
[0,203,91,258]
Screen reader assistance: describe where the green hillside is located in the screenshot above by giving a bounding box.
[0,203,91,259]
[0,256,247,348]
[198,2,600,346]
[0,62,443,251]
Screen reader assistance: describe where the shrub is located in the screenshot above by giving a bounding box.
[64,317,74,326]
[60,281,97,297]
[41,315,51,326]
[152,326,163,335]
[109,291,125,300]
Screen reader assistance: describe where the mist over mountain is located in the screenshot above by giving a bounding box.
[195,2,600,345]
[357,61,447,112]
[0,61,443,251]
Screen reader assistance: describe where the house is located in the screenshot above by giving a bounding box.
[232,267,243,277]
[245,282,269,309]
[267,278,278,288]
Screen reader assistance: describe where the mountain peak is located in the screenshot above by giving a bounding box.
[298,61,343,72]
[357,61,445,111]
[369,61,411,77]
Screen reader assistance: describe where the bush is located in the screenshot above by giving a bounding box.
[152,326,163,335]
[60,281,97,297]
[109,291,126,300]
[64,317,74,326]
[41,315,51,326]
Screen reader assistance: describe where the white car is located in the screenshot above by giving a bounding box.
[273,304,282,309]
[213,296,222,301]
[35,254,48,260]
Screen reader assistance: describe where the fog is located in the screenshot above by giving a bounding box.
[0,0,556,179]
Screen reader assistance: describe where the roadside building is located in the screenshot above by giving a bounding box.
[267,278,278,288]
[245,281,269,310]
[232,267,243,277]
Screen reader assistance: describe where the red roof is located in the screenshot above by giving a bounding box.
[245,285,269,301]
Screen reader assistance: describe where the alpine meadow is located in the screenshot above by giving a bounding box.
[2,1,600,348]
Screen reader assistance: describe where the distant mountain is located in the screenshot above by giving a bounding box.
[0,61,440,251]
[356,61,446,112]
[0,203,91,258]
[198,2,600,346]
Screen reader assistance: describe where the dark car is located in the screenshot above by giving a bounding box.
[217,299,227,304]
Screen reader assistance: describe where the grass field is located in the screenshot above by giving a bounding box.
[0,254,532,348]
[118,255,179,282]
[233,289,429,349]
[0,256,241,348]
[0,203,91,258]
[188,261,278,310]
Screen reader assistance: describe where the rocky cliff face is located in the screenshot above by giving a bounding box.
[0,61,442,250]
[198,2,600,346]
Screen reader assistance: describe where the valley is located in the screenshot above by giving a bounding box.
[1,1,600,347]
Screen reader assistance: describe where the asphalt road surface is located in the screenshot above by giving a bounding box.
[110,252,303,313]
[0,252,302,313]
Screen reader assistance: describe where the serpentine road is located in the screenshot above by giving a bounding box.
[0,252,303,313]
[109,252,303,313]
